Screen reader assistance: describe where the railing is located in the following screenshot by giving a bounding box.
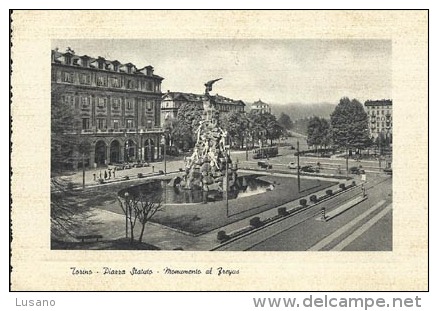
[79,127,164,134]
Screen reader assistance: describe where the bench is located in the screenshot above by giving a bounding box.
[76,234,103,243]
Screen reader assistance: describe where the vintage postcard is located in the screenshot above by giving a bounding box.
[10,10,428,291]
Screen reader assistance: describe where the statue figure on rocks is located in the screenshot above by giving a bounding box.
[176,79,237,196]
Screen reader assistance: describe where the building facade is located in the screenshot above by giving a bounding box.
[161,91,245,124]
[250,99,271,114]
[364,99,393,140]
[51,48,164,169]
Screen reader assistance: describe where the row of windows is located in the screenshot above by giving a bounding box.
[370,116,393,121]
[59,71,158,91]
[62,95,151,111]
[82,118,136,130]
[371,122,392,128]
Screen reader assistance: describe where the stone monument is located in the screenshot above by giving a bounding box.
[178,79,238,194]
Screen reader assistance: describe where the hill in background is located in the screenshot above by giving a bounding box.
[270,102,336,121]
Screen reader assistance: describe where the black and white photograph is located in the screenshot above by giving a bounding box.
[50,39,393,251]
[10,10,428,292]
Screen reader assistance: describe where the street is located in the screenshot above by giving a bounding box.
[214,173,392,251]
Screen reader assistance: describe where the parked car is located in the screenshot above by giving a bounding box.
[287,162,298,169]
[300,165,319,173]
[349,166,365,175]
[257,161,272,169]
[383,168,393,175]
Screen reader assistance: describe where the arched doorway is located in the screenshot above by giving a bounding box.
[144,138,155,162]
[110,140,121,164]
[124,139,136,162]
[95,140,107,166]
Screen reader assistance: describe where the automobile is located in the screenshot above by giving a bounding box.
[287,162,298,169]
[257,161,272,169]
[300,165,320,173]
[349,166,365,175]
[383,167,393,175]
[132,161,150,168]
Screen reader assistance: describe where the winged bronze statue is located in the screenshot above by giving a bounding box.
[204,78,222,94]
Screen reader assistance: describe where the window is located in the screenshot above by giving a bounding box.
[127,80,137,89]
[127,99,134,110]
[82,118,90,130]
[112,98,121,109]
[62,94,75,106]
[97,75,107,86]
[97,97,107,108]
[79,73,91,85]
[97,118,107,129]
[113,119,120,130]
[81,96,90,108]
[110,77,121,88]
[126,119,134,128]
[65,56,71,65]
[62,72,74,83]
[146,101,152,111]
[146,82,153,91]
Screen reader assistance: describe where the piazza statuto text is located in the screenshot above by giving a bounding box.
[70,266,239,276]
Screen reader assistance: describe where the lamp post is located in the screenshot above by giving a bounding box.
[346,147,349,177]
[82,152,85,190]
[123,192,129,239]
[225,146,230,217]
[297,140,301,193]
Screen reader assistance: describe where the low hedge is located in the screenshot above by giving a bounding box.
[278,207,288,216]
[217,230,230,242]
[250,217,263,228]
[310,195,318,203]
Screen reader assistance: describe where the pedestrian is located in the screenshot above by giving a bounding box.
[113,170,116,178]
[104,170,108,179]
[99,171,102,179]
[108,169,112,179]
[93,173,96,181]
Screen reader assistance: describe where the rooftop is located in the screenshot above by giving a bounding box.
[364,99,393,107]
[51,48,163,79]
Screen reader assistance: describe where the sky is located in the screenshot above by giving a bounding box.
[52,39,391,105]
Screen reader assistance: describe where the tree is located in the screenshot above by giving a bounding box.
[278,112,293,130]
[135,193,163,243]
[266,119,284,146]
[307,116,331,152]
[219,111,249,148]
[119,192,163,244]
[172,103,203,149]
[51,84,80,174]
[330,97,370,153]
[51,85,94,240]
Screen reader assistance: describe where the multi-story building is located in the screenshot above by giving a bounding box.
[364,99,393,140]
[51,48,164,169]
[161,91,245,124]
[250,99,271,114]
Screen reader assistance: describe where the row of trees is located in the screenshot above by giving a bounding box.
[306,97,390,155]
[169,103,289,150]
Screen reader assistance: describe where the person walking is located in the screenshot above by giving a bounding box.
[104,170,108,179]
